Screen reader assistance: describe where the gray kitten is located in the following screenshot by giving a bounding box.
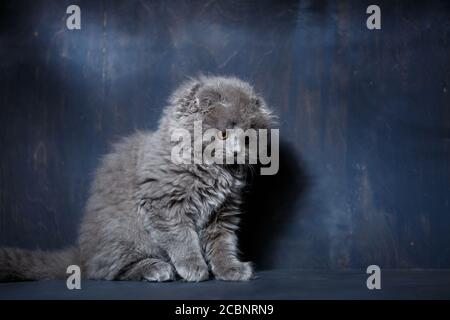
[0,75,274,282]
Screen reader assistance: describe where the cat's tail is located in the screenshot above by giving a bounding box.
[0,247,80,282]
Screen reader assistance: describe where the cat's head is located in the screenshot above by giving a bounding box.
[162,75,277,166]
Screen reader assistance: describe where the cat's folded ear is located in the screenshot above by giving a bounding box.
[169,80,202,116]
[251,97,278,129]
[195,89,222,114]
[170,79,223,117]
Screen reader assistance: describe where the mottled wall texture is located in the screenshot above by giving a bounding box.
[1,0,449,270]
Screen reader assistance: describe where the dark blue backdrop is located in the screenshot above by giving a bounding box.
[0,0,449,270]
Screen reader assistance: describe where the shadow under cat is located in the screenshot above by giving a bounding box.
[239,140,310,270]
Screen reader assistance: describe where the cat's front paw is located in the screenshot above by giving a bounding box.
[142,261,175,282]
[212,261,253,281]
[175,257,209,282]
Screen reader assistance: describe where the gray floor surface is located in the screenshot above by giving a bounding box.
[1,269,449,300]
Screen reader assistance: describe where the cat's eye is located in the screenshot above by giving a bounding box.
[217,130,228,140]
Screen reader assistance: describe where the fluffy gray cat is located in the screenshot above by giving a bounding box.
[0,75,274,282]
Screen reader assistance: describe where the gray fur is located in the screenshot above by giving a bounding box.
[0,75,274,282]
